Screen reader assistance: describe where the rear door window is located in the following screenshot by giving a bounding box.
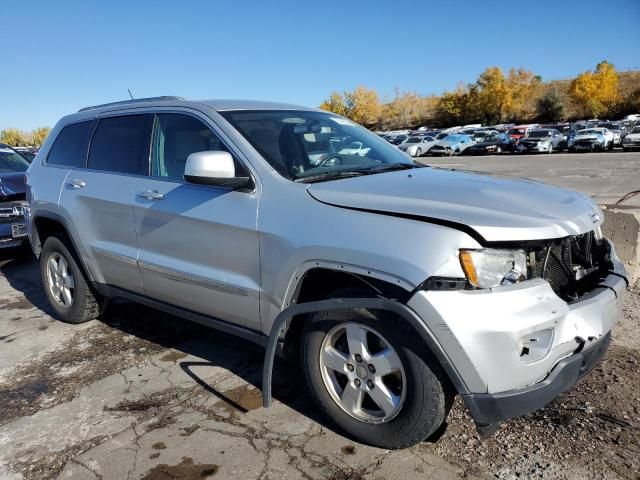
[88,115,153,175]
[47,120,94,168]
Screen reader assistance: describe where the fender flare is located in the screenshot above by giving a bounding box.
[261,297,470,408]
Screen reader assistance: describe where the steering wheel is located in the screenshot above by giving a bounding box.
[318,153,343,168]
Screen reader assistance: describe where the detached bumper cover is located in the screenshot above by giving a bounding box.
[462,331,611,424]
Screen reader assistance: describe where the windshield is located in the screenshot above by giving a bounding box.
[220,110,414,181]
[633,127,640,134]
[508,129,526,135]
[527,130,551,138]
[0,147,30,173]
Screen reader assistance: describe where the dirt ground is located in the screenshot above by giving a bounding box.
[0,253,639,480]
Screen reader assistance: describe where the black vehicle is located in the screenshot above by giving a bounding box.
[464,133,514,155]
[386,134,409,145]
[0,143,29,249]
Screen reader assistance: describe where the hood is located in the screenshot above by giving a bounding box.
[0,173,27,202]
[434,139,461,148]
[574,133,602,141]
[307,167,601,242]
[625,133,640,140]
[398,143,417,151]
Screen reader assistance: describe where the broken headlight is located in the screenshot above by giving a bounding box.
[459,249,527,288]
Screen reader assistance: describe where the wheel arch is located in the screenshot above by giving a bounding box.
[31,212,95,282]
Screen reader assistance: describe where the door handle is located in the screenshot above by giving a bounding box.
[67,179,86,189]
[137,190,164,200]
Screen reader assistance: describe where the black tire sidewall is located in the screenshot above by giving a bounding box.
[302,308,448,448]
[40,236,92,323]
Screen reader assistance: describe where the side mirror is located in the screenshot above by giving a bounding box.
[184,151,251,189]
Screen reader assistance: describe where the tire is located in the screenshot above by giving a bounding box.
[569,146,575,153]
[496,146,502,154]
[40,235,103,324]
[548,144,553,154]
[415,148,422,157]
[302,304,453,449]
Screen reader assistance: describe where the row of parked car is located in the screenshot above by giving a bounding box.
[377,116,640,157]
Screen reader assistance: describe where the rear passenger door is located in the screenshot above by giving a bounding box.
[59,114,153,294]
[132,112,261,331]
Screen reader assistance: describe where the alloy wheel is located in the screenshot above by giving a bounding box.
[45,252,75,308]
[319,322,406,423]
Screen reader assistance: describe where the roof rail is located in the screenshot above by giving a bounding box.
[78,96,185,112]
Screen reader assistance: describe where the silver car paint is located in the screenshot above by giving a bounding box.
[306,167,603,242]
[27,98,625,398]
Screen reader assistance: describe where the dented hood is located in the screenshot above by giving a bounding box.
[0,173,26,201]
[307,167,602,242]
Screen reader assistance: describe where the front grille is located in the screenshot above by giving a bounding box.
[0,203,25,225]
[528,231,609,301]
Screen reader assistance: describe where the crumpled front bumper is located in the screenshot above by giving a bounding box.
[407,240,627,424]
[0,201,28,248]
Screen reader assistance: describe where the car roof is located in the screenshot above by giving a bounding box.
[78,96,318,114]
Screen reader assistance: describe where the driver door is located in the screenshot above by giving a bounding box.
[132,112,261,331]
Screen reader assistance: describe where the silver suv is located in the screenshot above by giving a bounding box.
[26,97,627,448]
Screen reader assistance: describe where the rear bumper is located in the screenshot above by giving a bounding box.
[462,331,611,424]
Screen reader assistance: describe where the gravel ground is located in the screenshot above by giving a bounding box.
[420,285,640,480]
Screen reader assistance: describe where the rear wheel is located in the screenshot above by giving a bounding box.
[302,306,453,448]
[40,235,104,324]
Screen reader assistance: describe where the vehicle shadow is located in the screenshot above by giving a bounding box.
[0,252,328,430]
[1,253,450,444]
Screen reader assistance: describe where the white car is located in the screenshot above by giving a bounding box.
[622,126,640,151]
[568,128,614,152]
[338,141,371,156]
[397,136,436,157]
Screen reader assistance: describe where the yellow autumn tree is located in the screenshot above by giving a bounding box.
[319,91,347,116]
[379,89,437,129]
[30,127,51,146]
[343,86,382,126]
[569,61,620,118]
[0,128,28,147]
[504,68,541,121]
[474,67,509,124]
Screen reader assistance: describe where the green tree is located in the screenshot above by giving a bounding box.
[569,60,620,118]
[536,89,565,122]
[0,128,27,146]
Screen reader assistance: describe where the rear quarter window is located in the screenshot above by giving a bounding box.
[46,120,95,168]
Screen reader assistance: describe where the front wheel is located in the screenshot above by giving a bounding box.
[415,148,422,157]
[302,307,452,448]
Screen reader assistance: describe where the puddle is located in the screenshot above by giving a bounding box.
[141,457,218,479]
[160,350,188,362]
[222,384,262,411]
[0,378,49,418]
[341,445,356,455]
[0,296,34,310]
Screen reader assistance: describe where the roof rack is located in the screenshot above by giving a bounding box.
[78,96,185,112]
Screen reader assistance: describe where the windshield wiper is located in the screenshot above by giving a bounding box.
[363,163,418,173]
[294,170,368,183]
[294,163,419,184]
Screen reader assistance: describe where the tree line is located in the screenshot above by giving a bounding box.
[0,127,51,147]
[320,61,640,129]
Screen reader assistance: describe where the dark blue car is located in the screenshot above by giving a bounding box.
[0,143,29,248]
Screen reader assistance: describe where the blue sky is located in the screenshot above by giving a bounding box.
[2,0,639,130]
